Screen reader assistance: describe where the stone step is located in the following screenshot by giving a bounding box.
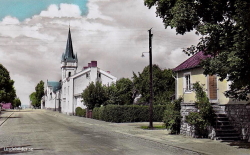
[216,117,229,121]
[216,136,240,141]
[216,121,230,125]
[216,132,239,136]
[216,125,235,129]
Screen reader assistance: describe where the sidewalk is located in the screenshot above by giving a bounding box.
[34,109,250,155]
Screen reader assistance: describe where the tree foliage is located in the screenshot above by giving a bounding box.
[144,0,250,100]
[13,97,21,108]
[186,82,215,137]
[29,92,37,107]
[29,80,44,107]
[82,82,107,110]
[105,78,135,105]
[133,64,175,104]
[0,64,16,103]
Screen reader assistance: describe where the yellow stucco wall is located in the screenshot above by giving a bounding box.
[176,67,230,104]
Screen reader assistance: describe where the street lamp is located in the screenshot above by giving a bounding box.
[141,28,153,129]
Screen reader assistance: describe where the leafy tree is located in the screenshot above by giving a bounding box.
[82,82,107,110]
[29,92,37,107]
[35,80,44,107]
[13,97,21,108]
[144,0,250,100]
[104,83,119,105]
[0,64,16,103]
[133,64,175,104]
[106,78,135,105]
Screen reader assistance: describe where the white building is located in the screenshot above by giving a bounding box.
[43,28,117,115]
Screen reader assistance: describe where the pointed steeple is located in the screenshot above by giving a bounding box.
[62,28,77,62]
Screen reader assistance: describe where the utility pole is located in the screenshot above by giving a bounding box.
[148,28,153,129]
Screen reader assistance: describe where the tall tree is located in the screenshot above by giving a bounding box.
[13,97,21,108]
[133,64,175,104]
[0,64,16,103]
[29,92,37,107]
[81,82,107,110]
[116,78,135,105]
[35,80,44,107]
[144,0,250,100]
[104,78,135,105]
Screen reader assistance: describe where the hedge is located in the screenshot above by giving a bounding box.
[75,107,86,117]
[92,105,167,123]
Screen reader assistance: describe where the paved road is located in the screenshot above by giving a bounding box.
[0,110,199,155]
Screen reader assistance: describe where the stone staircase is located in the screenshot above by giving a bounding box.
[211,103,241,142]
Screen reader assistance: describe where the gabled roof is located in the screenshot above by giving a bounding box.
[61,28,78,63]
[173,51,209,72]
[47,81,61,92]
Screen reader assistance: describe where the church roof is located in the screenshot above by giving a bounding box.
[61,28,78,62]
[47,81,61,92]
[173,51,210,72]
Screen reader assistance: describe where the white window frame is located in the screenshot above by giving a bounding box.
[183,72,192,93]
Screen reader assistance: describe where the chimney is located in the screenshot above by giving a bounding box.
[83,66,88,70]
[88,63,92,67]
[91,61,97,67]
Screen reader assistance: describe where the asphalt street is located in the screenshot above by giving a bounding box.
[0,110,199,155]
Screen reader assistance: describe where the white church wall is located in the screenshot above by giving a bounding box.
[73,72,91,96]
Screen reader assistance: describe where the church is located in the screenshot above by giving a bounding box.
[42,28,117,115]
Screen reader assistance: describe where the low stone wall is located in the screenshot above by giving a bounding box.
[225,103,250,140]
[180,103,197,137]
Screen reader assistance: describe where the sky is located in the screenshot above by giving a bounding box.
[0,0,200,105]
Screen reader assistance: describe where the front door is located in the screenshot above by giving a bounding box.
[208,75,217,100]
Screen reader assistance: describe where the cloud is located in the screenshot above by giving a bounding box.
[0,0,200,105]
[87,1,113,21]
[1,16,20,25]
[40,4,82,18]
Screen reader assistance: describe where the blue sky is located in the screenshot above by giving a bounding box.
[0,0,88,21]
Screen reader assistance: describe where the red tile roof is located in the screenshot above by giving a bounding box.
[173,51,209,72]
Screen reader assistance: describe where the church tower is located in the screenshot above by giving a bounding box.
[61,28,78,80]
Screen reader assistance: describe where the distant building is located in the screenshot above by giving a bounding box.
[0,103,12,109]
[43,28,117,115]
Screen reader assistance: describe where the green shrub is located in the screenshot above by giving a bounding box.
[185,82,215,137]
[75,107,86,117]
[163,98,182,134]
[92,105,167,123]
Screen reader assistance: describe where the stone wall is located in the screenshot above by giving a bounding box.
[180,103,197,137]
[225,103,250,140]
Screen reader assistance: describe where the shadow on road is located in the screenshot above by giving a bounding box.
[1,110,33,113]
[0,117,21,119]
[228,141,250,149]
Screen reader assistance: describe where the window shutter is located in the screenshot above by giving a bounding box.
[209,75,217,100]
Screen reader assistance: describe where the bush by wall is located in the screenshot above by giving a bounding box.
[185,82,215,137]
[75,107,86,117]
[92,105,167,123]
[163,98,182,134]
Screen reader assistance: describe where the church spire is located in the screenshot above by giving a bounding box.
[62,27,77,62]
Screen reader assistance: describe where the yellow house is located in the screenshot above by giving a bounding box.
[173,51,250,141]
[173,51,230,104]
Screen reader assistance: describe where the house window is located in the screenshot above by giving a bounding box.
[68,72,71,77]
[86,73,89,78]
[184,73,191,92]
